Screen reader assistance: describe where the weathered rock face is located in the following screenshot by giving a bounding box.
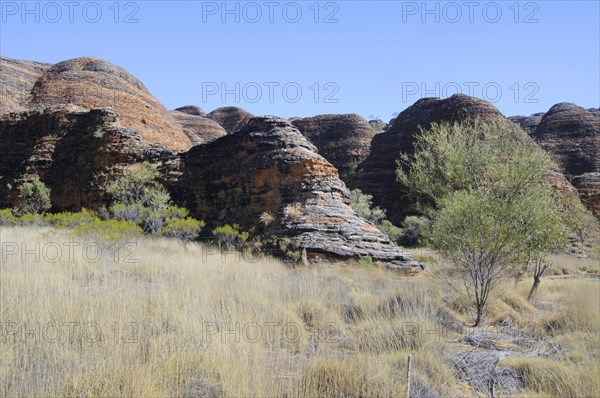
[179,116,421,271]
[368,119,388,133]
[207,106,254,134]
[353,94,507,224]
[174,105,206,117]
[531,103,599,178]
[29,57,191,151]
[508,112,545,134]
[170,110,227,145]
[0,56,51,114]
[0,105,178,211]
[292,114,376,183]
[530,103,600,216]
[572,173,600,217]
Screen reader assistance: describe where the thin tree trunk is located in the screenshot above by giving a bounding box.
[528,276,541,302]
[473,305,483,327]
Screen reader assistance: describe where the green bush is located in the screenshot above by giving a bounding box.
[43,209,98,228]
[0,209,16,225]
[212,224,249,250]
[163,217,205,246]
[15,213,46,227]
[379,220,403,243]
[350,189,386,224]
[358,256,374,268]
[17,178,51,215]
[399,216,430,247]
[105,163,204,240]
[71,219,142,243]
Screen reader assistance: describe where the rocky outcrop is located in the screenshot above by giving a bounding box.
[368,119,388,133]
[572,173,600,216]
[508,112,545,133]
[29,57,191,151]
[171,111,227,145]
[292,114,376,182]
[175,105,206,117]
[530,103,600,216]
[531,103,599,178]
[179,116,421,271]
[0,105,178,211]
[0,56,51,114]
[353,94,507,224]
[207,106,254,134]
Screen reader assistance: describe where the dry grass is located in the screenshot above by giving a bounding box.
[1,227,598,397]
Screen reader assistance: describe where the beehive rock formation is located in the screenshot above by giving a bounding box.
[207,106,254,134]
[0,56,51,114]
[171,111,227,145]
[508,112,545,134]
[292,114,376,182]
[0,105,178,210]
[29,57,191,151]
[352,94,507,224]
[175,105,207,117]
[531,103,599,178]
[531,103,600,216]
[179,116,422,271]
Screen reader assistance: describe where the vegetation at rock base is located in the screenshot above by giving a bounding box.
[397,120,583,325]
[350,188,428,247]
[16,177,51,215]
[212,223,250,250]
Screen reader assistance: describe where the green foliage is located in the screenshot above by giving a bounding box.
[15,213,45,227]
[378,220,403,243]
[43,209,98,228]
[350,189,405,244]
[358,256,373,268]
[399,119,573,325]
[0,209,16,225]
[17,178,52,215]
[163,217,205,245]
[396,120,554,215]
[212,224,250,250]
[105,163,204,240]
[106,163,164,207]
[276,238,303,264]
[350,189,386,224]
[399,216,430,247]
[71,218,142,243]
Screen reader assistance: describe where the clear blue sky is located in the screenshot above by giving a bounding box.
[1,1,598,120]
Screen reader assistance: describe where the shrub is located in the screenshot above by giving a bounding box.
[378,220,402,243]
[17,178,51,215]
[399,216,430,247]
[259,211,275,226]
[163,217,205,247]
[350,189,386,224]
[71,219,142,243]
[212,224,249,250]
[358,256,374,268]
[15,213,46,227]
[106,163,164,207]
[0,209,16,225]
[43,209,98,228]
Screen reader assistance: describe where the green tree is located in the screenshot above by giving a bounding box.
[350,189,386,225]
[212,224,249,250]
[106,163,202,239]
[398,120,574,325]
[164,217,205,249]
[17,178,52,215]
